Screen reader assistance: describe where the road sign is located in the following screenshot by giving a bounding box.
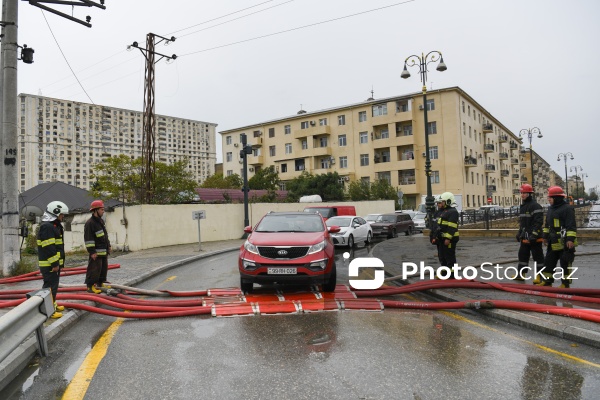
[397,190,404,199]
[192,210,206,220]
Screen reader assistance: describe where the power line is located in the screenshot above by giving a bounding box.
[178,0,415,57]
[41,10,95,104]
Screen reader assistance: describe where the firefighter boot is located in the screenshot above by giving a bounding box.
[50,311,63,319]
[99,282,112,289]
[87,285,102,294]
[535,272,554,287]
[54,302,65,312]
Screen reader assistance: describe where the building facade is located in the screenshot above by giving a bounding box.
[520,149,553,205]
[220,87,558,210]
[18,94,217,192]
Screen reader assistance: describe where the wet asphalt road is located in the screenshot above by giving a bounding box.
[2,242,600,399]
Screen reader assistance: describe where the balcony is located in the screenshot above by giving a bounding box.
[484,144,495,153]
[247,154,264,166]
[511,158,519,165]
[251,137,263,147]
[499,134,508,143]
[487,185,497,192]
[510,141,519,149]
[499,152,509,160]
[312,145,332,157]
[521,176,528,182]
[513,189,521,195]
[501,169,510,177]
[464,156,478,167]
[293,125,331,140]
[483,123,493,133]
[512,173,520,179]
[485,164,496,172]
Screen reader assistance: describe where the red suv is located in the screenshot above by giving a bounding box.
[239,212,340,293]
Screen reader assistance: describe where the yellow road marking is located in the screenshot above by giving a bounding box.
[62,275,177,399]
[61,319,124,399]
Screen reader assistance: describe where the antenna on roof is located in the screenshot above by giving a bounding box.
[366,86,374,101]
[297,103,306,114]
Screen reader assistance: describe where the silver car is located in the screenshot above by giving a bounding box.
[326,216,372,247]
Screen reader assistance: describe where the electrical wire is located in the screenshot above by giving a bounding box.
[178,0,416,57]
[40,10,95,104]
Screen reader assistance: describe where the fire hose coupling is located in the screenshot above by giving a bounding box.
[465,300,494,309]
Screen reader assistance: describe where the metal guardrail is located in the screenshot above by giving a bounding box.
[0,289,53,363]
[459,207,599,230]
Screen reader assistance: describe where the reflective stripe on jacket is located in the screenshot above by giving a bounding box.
[84,215,110,257]
[37,221,64,268]
[437,206,460,242]
[519,196,544,239]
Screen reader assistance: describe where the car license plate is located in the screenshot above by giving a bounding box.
[267,268,297,275]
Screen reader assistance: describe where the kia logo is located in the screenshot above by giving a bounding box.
[277,249,288,256]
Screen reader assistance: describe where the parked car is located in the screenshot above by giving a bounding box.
[303,205,356,221]
[238,211,340,293]
[395,210,417,220]
[326,216,372,248]
[412,212,427,232]
[364,214,382,224]
[371,212,414,238]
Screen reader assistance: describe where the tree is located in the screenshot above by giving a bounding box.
[201,173,243,189]
[348,180,371,201]
[371,179,398,201]
[285,172,344,202]
[153,159,200,204]
[249,166,280,190]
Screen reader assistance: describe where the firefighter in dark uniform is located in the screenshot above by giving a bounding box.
[515,184,545,282]
[429,195,445,267]
[540,186,577,288]
[84,199,111,293]
[436,192,460,279]
[37,201,69,319]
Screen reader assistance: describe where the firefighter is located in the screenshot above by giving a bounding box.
[436,192,460,279]
[429,195,445,267]
[84,200,112,293]
[540,186,577,287]
[37,201,69,319]
[515,184,545,282]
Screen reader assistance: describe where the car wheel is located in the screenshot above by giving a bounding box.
[323,265,337,292]
[392,228,398,238]
[405,226,413,236]
[240,277,253,293]
[365,231,372,244]
[347,235,354,248]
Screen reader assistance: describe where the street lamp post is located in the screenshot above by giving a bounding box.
[570,165,583,202]
[581,173,588,204]
[557,152,574,198]
[401,51,447,228]
[519,127,542,199]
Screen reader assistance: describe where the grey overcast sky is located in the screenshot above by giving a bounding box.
[16,0,600,193]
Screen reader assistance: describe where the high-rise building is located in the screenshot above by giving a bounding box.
[220,86,557,210]
[18,94,217,192]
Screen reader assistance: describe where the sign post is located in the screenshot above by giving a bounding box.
[192,210,206,251]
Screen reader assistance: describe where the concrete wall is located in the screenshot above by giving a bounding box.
[60,200,394,252]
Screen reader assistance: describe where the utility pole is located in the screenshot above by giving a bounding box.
[128,34,176,204]
[1,0,105,274]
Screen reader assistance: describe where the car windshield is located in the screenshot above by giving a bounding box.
[413,212,426,220]
[376,215,396,223]
[365,214,380,222]
[326,217,352,227]
[255,214,324,232]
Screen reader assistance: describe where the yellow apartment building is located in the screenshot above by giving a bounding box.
[220,86,544,210]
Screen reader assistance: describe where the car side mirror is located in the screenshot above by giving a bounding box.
[244,226,253,234]
[328,225,341,233]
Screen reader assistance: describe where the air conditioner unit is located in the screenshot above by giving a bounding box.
[239,160,243,164]
[419,105,424,110]
[234,143,239,147]
[344,176,350,181]
[249,167,254,172]
[330,158,335,164]
[422,152,427,157]
[310,121,316,126]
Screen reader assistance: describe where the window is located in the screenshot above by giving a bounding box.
[338,134,346,146]
[429,146,439,160]
[301,140,308,150]
[396,101,409,112]
[372,104,387,117]
[226,170,233,176]
[469,126,472,138]
[226,152,232,162]
[468,105,471,116]
[431,171,440,184]
[269,145,276,157]
[285,143,292,154]
[340,156,348,168]
[401,125,412,136]
[319,137,328,147]
[359,132,368,144]
[426,122,437,135]
[426,99,435,111]
[320,158,330,169]
[301,121,309,129]
[281,164,287,173]
[338,115,346,125]
[319,118,327,126]
[360,154,369,166]
[380,129,389,139]
[462,101,465,113]
[226,136,232,145]
[358,111,367,122]
[284,125,291,135]
[463,123,466,135]
[268,128,275,138]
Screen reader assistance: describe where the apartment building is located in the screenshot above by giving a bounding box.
[220,86,555,210]
[18,94,217,192]
[520,149,554,205]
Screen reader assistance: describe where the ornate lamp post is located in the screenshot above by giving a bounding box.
[519,127,542,199]
[401,51,447,228]
[570,165,583,202]
[557,152,574,197]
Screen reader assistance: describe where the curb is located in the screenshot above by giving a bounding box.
[0,247,240,392]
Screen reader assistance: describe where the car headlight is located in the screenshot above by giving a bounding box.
[307,239,327,254]
[243,240,259,255]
